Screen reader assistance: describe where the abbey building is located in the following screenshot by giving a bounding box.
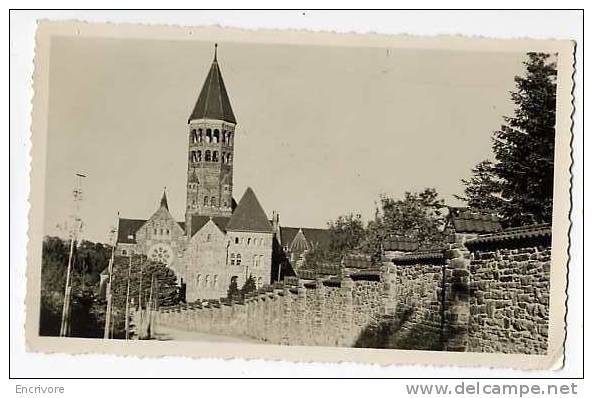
[116,46,329,301]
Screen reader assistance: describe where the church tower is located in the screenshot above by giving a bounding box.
[186,44,236,231]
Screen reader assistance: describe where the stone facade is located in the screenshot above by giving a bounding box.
[116,49,274,300]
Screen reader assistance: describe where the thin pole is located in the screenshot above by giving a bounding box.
[103,212,119,339]
[59,235,75,337]
[124,253,133,340]
[137,256,144,335]
[59,173,85,337]
[147,274,155,339]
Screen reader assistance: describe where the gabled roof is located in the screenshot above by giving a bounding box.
[226,187,273,233]
[160,190,169,210]
[448,207,502,234]
[190,215,231,237]
[279,226,331,249]
[117,218,146,244]
[188,45,236,124]
[289,229,310,252]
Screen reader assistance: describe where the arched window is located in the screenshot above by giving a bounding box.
[253,255,257,267]
[206,234,211,242]
[227,132,232,145]
[190,151,197,163]
[212,151,218,162]
[220,152,225,164]
[211,196,217,207]
[247,237,251,246]
[221,130,226,144]
[196,274,201,287]
[213,275,218,287]
[204,275,210,287]
[204,196,209,206]
[198,129,203,143]
[191,129,198,144]
[236,254,242,265]
[235,237,239,244]
[206,129,212,143]
[230,253,236,266]
[227,154,232,164]
[205,150,211,161]
[197,150,202,162]
[213,129,219,143]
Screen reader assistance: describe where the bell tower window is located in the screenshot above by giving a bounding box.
[191,129,198,144]
[206,129,212,143]
[213,151,219,162]
[205,150,211,162]
[213,129,220,143]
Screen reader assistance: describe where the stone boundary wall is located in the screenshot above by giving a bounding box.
[465,231,552,354]
[158,275,384,347]
[157,225,552,353]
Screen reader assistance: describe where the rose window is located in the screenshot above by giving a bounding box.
[148,244,173,265]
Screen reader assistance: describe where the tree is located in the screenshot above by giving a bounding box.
[460,53,557,226]
[327,213,366,259]
[455,160,503,211]
[109,255,181,310]
[240,275,257,299]
[226,276,241,301]
[363,188,447,259]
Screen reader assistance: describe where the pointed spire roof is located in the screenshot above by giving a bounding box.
[189,44,236,124]
[226,187,273,233]
[160,189,169,210]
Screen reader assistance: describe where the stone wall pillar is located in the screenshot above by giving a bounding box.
[340,277,354,346]
[314,278,326,346]
[295,281,307,345]
[381,261,398,316]
[443,240,472,351]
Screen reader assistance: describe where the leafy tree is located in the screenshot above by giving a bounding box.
[240,275,257,298]
[39,236,111,337]
[460,53,557,226]
[327,213,366,259]
[363,188,447,259]
[108,254,181,310]
[226,276,241,301]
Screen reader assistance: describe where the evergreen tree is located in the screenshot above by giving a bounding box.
[240,275,257,298]
[460,53,557,226]
[226,276,241,301]
[455,160,503,211]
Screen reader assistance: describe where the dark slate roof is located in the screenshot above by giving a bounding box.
[117,218,146,244]
[343,254,374,269]
[289,229,310,252]
[160,190,169,210]
[188,47,236,124]
[190,215,231,237]
[391,249,445,264]
[226,187,273,233]
[280,226,331,249]
[448,207,502,234]
[384,236,419,252]
[466,223,551,246]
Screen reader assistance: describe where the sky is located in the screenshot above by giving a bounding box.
[43,36,526,243]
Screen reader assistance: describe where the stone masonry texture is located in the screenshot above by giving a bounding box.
[157,229,552,353]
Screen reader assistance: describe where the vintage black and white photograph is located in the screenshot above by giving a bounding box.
[25,21,574,369]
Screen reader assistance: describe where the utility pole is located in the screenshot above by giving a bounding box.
[103,212,119,339]
[137,256,144,334]
[124,253,133,340]
[60,173,86,337]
